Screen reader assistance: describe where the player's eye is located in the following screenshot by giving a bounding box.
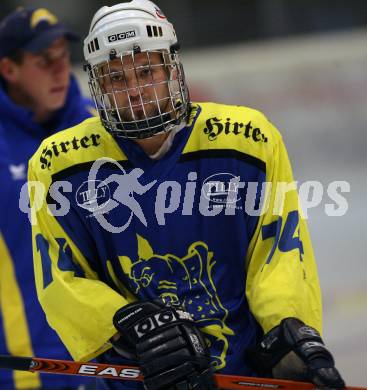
[136,66,151,80]
[110,72,124,82]
[140,67,150,76]
[35,56,48,67]
[61,48,71,60]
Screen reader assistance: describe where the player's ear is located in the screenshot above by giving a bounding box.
[0,57,21,83]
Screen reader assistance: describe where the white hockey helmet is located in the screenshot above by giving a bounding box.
[84,0,190,139]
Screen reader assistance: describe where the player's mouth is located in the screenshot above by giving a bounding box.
[50,86,67,94]
[131,101,145,111]
[130,104,147,119]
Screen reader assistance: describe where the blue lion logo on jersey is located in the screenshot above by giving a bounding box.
[118,234,234,369]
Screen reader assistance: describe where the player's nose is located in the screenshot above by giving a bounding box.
[125,73,141,98]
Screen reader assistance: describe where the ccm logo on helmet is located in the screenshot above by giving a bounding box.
[107,30,136,42]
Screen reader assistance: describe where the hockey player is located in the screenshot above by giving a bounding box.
[29,1,345,389]
[0,7,95,390]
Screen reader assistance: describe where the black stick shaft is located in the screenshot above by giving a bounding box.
[0,355,32,371]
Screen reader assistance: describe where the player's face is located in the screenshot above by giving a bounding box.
[9,38,71,113]
[99,51,173,122]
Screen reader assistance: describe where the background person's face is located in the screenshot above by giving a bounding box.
[12,37,71,113]
[100,51,172,122]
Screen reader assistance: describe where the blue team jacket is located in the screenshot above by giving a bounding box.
[0,75,95,390]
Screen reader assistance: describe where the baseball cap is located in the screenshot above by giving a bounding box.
[0,7,79,59]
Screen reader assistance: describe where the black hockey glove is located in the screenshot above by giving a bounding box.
[113,300,217,390]
[247,318,345,389]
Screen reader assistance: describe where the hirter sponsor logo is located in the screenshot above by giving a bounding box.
[203,117,268,143]
[39,133,101,170]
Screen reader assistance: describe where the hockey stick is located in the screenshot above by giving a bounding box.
[0,355,365,390]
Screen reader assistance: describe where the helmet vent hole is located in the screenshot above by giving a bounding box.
[88,38,100,53]
[146,25,162,38]
[94,37,100,50]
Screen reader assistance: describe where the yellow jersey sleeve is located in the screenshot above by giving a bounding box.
[245,130,322,335]
[28,122,131,362]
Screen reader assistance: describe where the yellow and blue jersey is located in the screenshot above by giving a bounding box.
[29,102,322,389]
[0,76,95,390]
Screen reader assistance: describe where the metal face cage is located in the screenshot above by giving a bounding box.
[86,48,190,139]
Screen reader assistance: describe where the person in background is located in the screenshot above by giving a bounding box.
[29,1,345,389]
[0,6,95,390]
